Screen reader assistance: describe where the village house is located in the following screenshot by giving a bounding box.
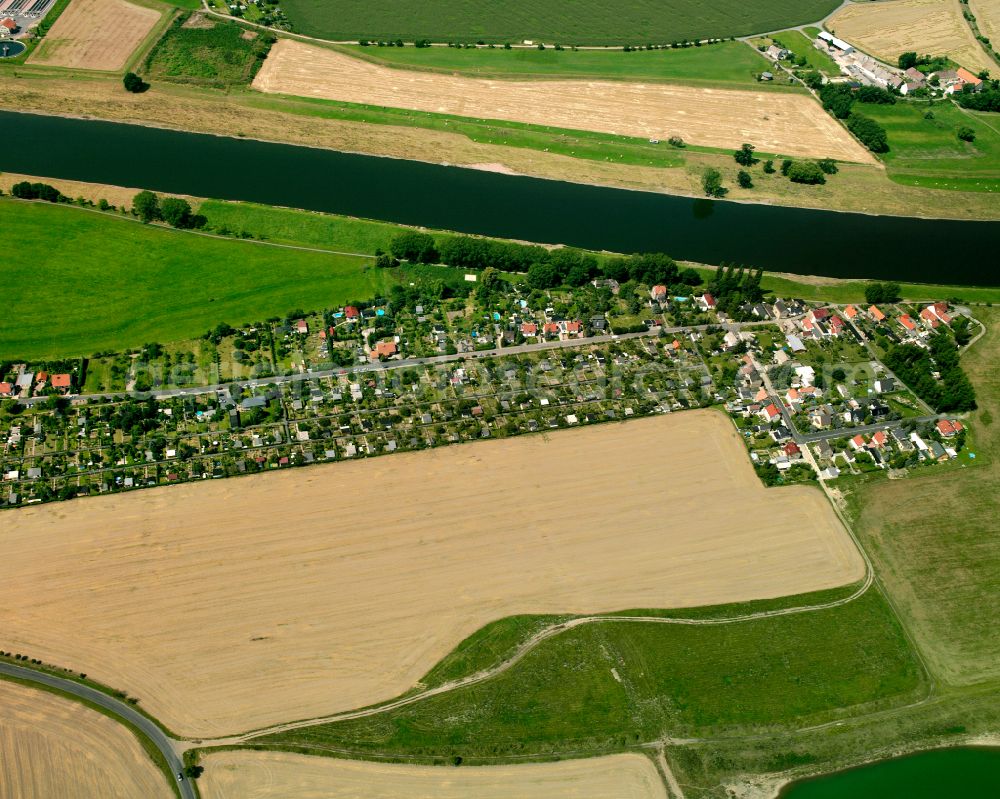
[520,321,538,336]
[650,284,667,302]
[371,340,398,360]
[343,306,360,321]
[697,293,716,310]
[843,304,858,321]
[759,403,782,423]
[850,434,867,451]
[873,377,895,394]
[898,313,918,335]
[868,305,886,323]
[50,374,73,392]
[936,419,964,438]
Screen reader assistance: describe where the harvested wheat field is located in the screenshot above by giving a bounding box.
[0,680,171,799]
[29,0,162,71]
[253,41,874,163]
[970,0,1000,45]
[200,750,666,799]
[828,0,994,74]
[0,411,862,737]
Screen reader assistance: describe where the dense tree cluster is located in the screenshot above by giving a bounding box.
[132,191,204,228]
[787,161,826,184]
[819,84,855,119]
[706,263,765,317]
[864,281,902,304]
[11,182,64,202]
[856,86,897,105]
[955,89,1000,112]
[883,334,976,412]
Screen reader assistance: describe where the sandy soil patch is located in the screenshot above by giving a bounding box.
[253,41,875,164]
[199,750,666,799]
[1,411,863,738]
[0,680,171,798]
[29,0,162,71]
[0,172,142,208]
[828,0,994,74]
[969,0,1000,45]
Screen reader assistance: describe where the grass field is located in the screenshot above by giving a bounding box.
[29,0,163,71]
[254,41,874,162]
[336,40,785,89]
[258,586,921,759]
[754,29,842,74]
[863,101,1000,193]
[0,412,862,736]
[0,680,172,799]
[200,751,667,799]
[280,0,841,46]
[144,14,269,86]
[845,307,1000,686]
[0,199,391,360]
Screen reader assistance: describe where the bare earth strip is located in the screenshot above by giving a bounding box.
[29,0,161,71]
[199,750,667,799]
[253,41,875,164]
[969,0,1000,46]
[828,0,994,74]
[0,680,171,799]
[0,411,863,737]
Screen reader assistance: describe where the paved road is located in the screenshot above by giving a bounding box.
[0,664,194,799]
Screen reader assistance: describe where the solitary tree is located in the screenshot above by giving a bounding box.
[737,170,753,189]
[122,72,146,93]
[160,197,192,228]
[734,143,757,166]
[132,190,160,223]
[701,168,727,197]
[957,126,976,142]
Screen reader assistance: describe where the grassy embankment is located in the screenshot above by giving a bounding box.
[251,586,922,761]
[334,40,793,90]
[5,193,1000,359]
[279,0,840,45]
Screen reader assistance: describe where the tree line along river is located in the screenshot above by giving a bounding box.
[2,111,999,286]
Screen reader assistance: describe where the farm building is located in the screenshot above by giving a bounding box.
[818,31,854,54]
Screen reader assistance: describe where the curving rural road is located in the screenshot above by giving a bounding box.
[0,663,194,799]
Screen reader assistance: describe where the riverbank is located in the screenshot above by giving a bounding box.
[1,70,998,221]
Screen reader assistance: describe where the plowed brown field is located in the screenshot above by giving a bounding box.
[252,41,875,163]
[0,411,863,737]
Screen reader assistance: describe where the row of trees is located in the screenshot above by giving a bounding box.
[818,84,890,153]
[706,263,765,318]
[389,231,699,291]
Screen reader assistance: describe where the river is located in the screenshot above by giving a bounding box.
[779,746,1000,798]
[2,109,999,285]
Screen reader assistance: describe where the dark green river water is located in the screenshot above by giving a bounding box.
[780,746,1000,798]
[1,110,999,285]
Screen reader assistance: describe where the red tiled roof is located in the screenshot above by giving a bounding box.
[0,382,13,395]
[899,314,916,330]
[51,373,72,388]
[956,67,982,85]
[565,320,581,333]
[869,305,885,321]
[344,306,359,318]
[521,322,537,335]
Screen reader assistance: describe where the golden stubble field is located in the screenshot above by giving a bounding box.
[253,41,875,163]
[969,0,1000,45]
[29,0,162,71]
[0,411,863,737]
[0,680,171,798]
[828,0,994,74]
[200,750,666,799]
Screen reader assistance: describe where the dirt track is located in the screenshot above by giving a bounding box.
[199,750,667,799]
[253,41,875,163]
[0,680,171,799]
[29,0,161,71]
[0,411,863,737]
[828,0,993,74]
